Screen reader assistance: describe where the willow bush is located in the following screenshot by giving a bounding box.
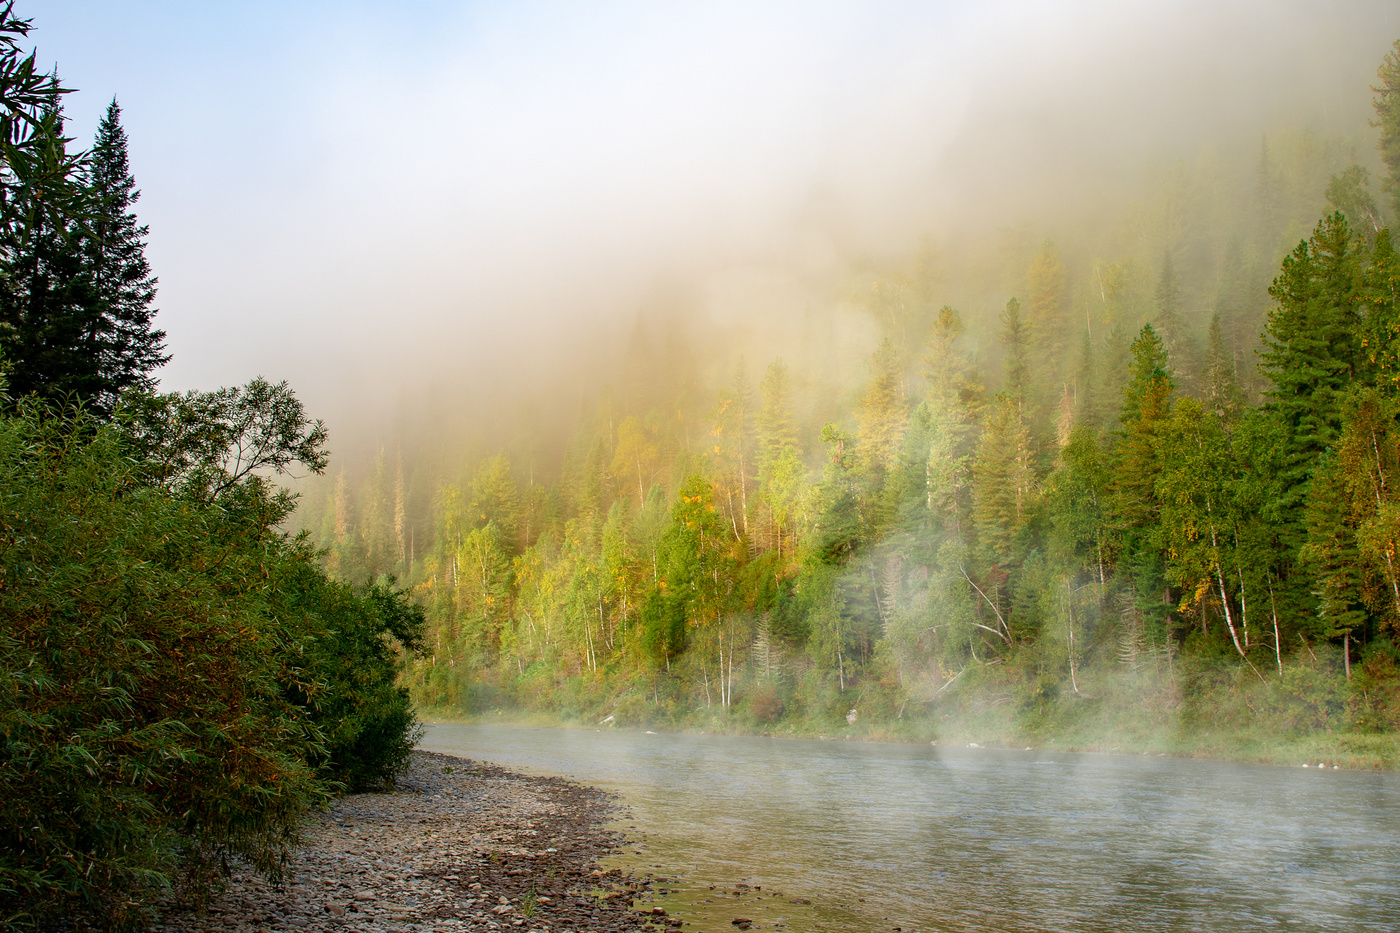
[0,397,423,930]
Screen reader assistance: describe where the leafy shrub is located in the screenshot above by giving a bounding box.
[612,694,650,727]
[278,567,425,792]
[747,686,784,723]
[0,409,326,928]
[0,392,424,929]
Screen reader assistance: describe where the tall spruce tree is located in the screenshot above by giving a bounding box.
[1153,252,1186,362]
[1202,312,1246,422]
[1261,212,1366,464]
[1374,39,1400,220]
[0,103,103,408]
[999,296,1029,401]
[0,87,165,413]
[83,99,166,406]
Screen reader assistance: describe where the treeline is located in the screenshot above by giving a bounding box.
[309,46,1400,739]
[0,9,423,930]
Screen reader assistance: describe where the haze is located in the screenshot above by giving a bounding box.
[37,0,1399,448]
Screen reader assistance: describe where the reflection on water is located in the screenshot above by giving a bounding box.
[420,724,1400,932]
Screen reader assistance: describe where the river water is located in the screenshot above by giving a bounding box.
[419,724,1400,932]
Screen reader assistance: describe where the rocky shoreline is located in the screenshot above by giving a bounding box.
[154,750,665,933]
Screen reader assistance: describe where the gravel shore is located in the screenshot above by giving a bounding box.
[154,750,663,933]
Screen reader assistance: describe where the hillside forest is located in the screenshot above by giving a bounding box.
[302,42,1400,758]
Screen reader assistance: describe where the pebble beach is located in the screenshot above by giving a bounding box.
[154,751,664,933]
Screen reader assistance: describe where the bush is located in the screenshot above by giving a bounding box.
[612,694,651,727]
[0,411,325,928]
[278,568,425,792]
[0,398,424,929]
[747,686,784,723]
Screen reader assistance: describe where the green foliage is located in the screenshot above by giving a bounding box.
[0,20,166,417]
[0,394,420,927]
[0,406,326,928]
[1262,212,1367,460]
[316,34,1400,775]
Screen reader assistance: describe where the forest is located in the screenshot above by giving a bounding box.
[302,41,1400,762]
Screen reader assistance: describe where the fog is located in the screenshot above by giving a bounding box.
[38,0,1400,452]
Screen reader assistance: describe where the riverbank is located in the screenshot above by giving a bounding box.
[153,751,663,933]
[421,707,1400,771]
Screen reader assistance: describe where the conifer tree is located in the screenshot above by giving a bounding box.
[922,305,982,419]
[1026,241,1068,384]
[1214,241,1257,386]
[1261,213,1366,464]
[999,297,1029,401]
[973,394,1037,568]
[0,94,166,415]
[855,338,906,476]
[757,358,798,467]
[1362,230,1400,391]
[1202,312,1246,421]
[1044,424,1110,582]
[1374,39,1400,220]
[0,104,104,408]
[1153,253,1184,357]
[471,453,521,547]
[83,99,166,405]
[1109,324,1175,622]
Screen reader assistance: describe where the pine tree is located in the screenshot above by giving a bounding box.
[83,99,166,405]
[1202,312,1246,422]
[1154,253,1185,359]
[1374,39,1400,220]
[922,305,982,418]
[757,358,799,468]
[1044,424,1110,581]
[1261,212,1366,463]
[855,338,906,476]
[471,453,521,549]
[999,297,1029,401]
[0,104,103,408]
[1363,230,1400,395]
[973,394,1037,568]
[1109,325,1174,614]
[1026,241,1068,384]
[0,94,166,415]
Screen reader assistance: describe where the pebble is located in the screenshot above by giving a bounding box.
[152,750,657,933]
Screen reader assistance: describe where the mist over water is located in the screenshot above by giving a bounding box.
[422,724,1400,933]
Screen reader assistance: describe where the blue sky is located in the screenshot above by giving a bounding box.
[28,1,1400,429]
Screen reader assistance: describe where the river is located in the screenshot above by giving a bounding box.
[419,724,1400,932]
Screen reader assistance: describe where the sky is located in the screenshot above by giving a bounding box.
[31,1,1400,439]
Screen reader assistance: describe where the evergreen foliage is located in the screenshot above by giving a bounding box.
[0,11,165,416]
[83,99,167,403]
[1376,39,1400,219]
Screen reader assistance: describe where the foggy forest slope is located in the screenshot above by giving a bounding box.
[301,34,1400,768]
